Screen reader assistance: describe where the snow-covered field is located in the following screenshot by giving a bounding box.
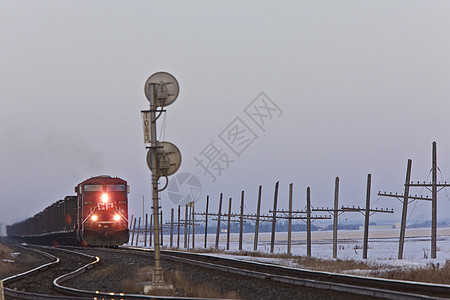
[131,227,450,269]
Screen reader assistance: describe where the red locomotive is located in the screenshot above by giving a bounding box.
[7,176,129,247]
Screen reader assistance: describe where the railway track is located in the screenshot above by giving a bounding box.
[167,251,450,299]
[2,240,450,299]
[2,243,83,299]
[122,246,450,300]
[0,242,205,300]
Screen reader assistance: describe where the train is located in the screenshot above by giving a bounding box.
[7,176,130,247]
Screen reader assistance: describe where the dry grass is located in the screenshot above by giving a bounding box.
[0,244,15,276]
[92,264,119,278]
[372,260,450,284]
[120,266,153,294]
[0,244,12,259]
[120,265,238,298]
[185,248,450,285]
[0,242,57,279]
[167,269,239,299]
[114,247,450,296]
[294,256,375,272]
[187,248,375,272]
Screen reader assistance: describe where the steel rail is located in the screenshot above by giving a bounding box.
[2,245,60,284]
[121,247,449,300]
[11,243,447,300]
[2,243,217,300]
[2,244,64,300]
[51,246,226,300]
[162,252,442,300]
[52,246,228,300]
[1,244,93,300]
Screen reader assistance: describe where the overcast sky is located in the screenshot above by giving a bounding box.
[2,1,450,228]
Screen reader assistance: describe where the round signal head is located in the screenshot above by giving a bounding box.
[144,72,179,107]
[146,141,182,177]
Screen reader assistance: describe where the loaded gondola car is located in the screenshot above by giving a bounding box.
[7,176,129,247]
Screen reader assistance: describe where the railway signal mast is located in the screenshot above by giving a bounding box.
[142,72,181,289]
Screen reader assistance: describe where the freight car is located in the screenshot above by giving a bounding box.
[7,176,129,247]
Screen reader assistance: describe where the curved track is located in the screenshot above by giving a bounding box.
[3,242,450,299]
[1,243,204,300]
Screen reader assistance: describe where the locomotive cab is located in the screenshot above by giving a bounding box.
[76,176,129,246]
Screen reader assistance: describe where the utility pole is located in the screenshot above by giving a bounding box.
[196,186,272,251]
[254,186,262,251]
[333,177,339,259]
[204,196,209,248]
[314,176,393,259]
[271,184,331,257]
[379,142,449,259]
[191,202,195,249]
[271,183,331,257]
[226,198,232,250]
[338,174,393,259]
[363,174,371,259]
[177,206,180,249]
[400,159,412,259]
[170,209,174,248]
[306,187,311,257]
[432,141,437,258]
[239,191,245,251]
[184,204,188,249]
[270,181,279,254]
[215,193,223,249]
[287,183,293,256]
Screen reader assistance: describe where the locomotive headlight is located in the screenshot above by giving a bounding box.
[91,215,98,221]
[113,214,121,221]
[101,193,109,203]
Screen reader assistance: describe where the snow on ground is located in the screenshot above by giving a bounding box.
[131,227,450,270]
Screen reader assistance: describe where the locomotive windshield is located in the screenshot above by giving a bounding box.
[106,184,126,191]
[83,184,126,192]
[84,184,103,192]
